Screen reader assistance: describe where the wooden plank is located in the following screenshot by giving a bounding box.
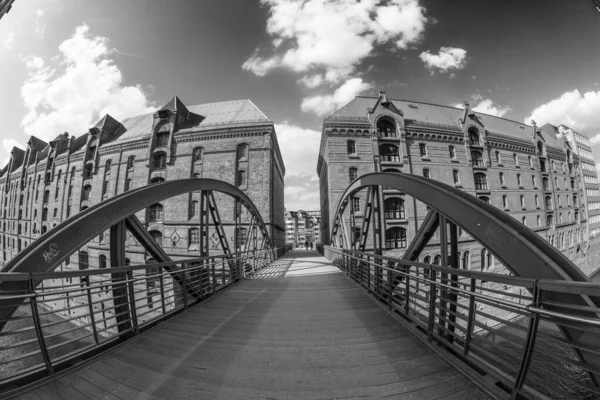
[16,251,488,399]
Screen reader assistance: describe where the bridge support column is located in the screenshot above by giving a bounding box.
[109,220,133,337]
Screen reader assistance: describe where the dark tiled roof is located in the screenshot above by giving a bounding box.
[326,96,539,142]
[27,136,47,152]
[114,99,271,144]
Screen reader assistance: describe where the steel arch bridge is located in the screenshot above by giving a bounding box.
[329,172,600,392]
[0,179,274,329]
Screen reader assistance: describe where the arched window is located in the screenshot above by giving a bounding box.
[470,150,484,166]
[474,173,488,190]
[423,255,431,264]
[41,226,47,234]
[43,190,49,204]
[468,128,480,146]
[83,164,93,179]
[546,214,553,227]
[42,208,48,222]
[349,167,358,183]
[462,251,470,269]
[147,203,164,222]
[380,144,400,162]
[149,230,163,246]
[189,228,200,245]
[237,144,248,161]
[82,185,92,200]
[433,254,441,265]
[193,147,203,163]
[385,227,406,249]
[542,177,549,191]
[347,140,356,155]
[423,168,430,178]
[384,197,405,219]
[537,141,544,156]
[152,152,167,170]
[377,119,396,138]
[236,227,248,247]
[99,254,107,269]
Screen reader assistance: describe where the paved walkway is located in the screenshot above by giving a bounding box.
[12,251,488,400]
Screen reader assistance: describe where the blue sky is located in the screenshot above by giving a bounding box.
[1,0,600,210]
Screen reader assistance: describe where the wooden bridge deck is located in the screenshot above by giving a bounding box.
[12,251,489,400]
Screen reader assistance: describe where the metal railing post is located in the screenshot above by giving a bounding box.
[404,264,410,316]
[180,265,188,309]
[463,277,477,356]
[427,267,437,342]
[387,267,393,311]
[28,276,54,375]
[159,270,167,315]
[367,255,371,291]
[211,257,217,294]
[85,275,100,345]
[126,269,139,335]
[511,282,541,398]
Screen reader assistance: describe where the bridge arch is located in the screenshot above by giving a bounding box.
[330,172,600,385]
[0,179,272,327]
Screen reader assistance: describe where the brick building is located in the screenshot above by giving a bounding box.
[1,94,285,299]
[317,92,600,276]
[0,96,285,330]
[284,209,320,247]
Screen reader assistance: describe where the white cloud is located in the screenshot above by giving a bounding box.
[1,139,25,167]
[20,24,156,142]
[301,78,372,116]
[4,31,15,50]
[420,46,467,75]
[35,9,46,38]
[525,89,600,130]
[276,122,321,210]
[298,74,324,89]
[452,94,512,118]
[243,0,428,86]
[590,135,600,146]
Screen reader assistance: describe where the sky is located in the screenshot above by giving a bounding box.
[1,0,600,211]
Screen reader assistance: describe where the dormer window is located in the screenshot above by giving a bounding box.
[468,128,480,146]
[156,132,169,147]
[158,110,169,119]
[377,119,396,138]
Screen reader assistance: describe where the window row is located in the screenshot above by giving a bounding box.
[549,228,582,249]
[587,189,600,197]
[584,175,599,185]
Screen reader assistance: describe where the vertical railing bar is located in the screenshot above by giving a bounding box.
[28,275,54,375]
[126,268,139,335]
[180,265,188,309]
[427,267,437,342]
[85,275,100,345]
[511,281,541,398]
[211,257,217,294]
[387,267,393,311]
[159,269,166,315]
[404,264,410,316]
[463,277,477,356]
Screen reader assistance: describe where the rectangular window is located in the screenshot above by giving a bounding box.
[503,195,508,209]
[449,146,455,159]
[347,140,356,155]
[349,168,358,182]
[520,195,525,208]
[419,143,427,157]
[102,180,108,197]
[500,172,505,186]
[517,174,522,187]
[351,197,360,213]
[535,195,539,207]
[529,156,533,167]
[453,170,460,184]
[423,168,430,179]
[124,179,132,192]
[189,229,200,245]
[514,154,519,166]
[532,175,537,188]
[237,170,246,187]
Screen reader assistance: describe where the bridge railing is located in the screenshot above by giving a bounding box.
[317,244,600,400]
[0,245,291,393]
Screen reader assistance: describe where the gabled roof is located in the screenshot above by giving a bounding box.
[94,114,126,135]
[326,96,540,142]
[114,99,271,144]
[160,96,191,120]
[28,136,47,152]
